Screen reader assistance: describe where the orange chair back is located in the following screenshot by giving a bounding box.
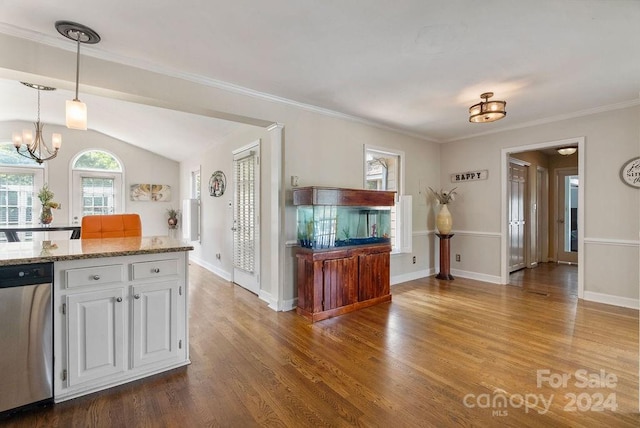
[81,214,142,239]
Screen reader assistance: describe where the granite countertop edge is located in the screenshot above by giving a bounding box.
[0,243,195,266]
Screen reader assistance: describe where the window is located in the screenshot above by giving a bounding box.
[0,143,45,241]
[364,145,411,253]
[71,150,123,223]
[191,168,201,199]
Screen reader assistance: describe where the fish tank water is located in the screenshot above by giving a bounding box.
[296,205,391,249]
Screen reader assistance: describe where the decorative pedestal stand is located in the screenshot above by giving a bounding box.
[436,233,454,280]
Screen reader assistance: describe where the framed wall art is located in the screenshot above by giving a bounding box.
[130,184,172,201]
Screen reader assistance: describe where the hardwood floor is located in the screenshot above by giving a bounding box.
[4,263,638,427]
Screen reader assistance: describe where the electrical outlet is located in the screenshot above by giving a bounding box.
[216,253,221,260]
[455,254,461,262]
[412,256,416,264]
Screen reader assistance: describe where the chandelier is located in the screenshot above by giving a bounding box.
[12,83,61,164]
[469,92,507,123]
[55,21,101,130]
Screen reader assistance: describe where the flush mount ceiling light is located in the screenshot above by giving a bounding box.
[55,21,101,130]
[12,83,62,164]
[557,147,577,156]
[469,92,507,123]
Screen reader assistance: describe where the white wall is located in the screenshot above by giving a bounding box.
[179,126,267,282]
[441,106,640,306]
[1,120,180,237]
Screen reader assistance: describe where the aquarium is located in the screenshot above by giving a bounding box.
[296,205,391,249]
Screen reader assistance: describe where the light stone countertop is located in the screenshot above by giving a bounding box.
[0,236,194,266]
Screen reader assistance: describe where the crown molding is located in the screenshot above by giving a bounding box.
[3,23,637,146]
[0,23,438,143]
[446,98,640,143]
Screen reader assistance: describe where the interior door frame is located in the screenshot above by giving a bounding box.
[536,166,549,263]
[500,137,585,298]
[554,167,579,264]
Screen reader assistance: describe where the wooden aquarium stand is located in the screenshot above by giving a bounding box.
[293,187,395,322]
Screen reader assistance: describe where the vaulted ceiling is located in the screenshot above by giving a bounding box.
[1,1,639,161]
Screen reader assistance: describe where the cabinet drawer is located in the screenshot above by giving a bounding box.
[65,265,124,289]
[132,259,179,280]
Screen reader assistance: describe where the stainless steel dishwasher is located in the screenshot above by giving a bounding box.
[0,263,53,414]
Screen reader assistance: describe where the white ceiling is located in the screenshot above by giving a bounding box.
[1,1,639,158]
[0,79,249,162]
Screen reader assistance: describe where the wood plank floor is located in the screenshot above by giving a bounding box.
[4,263,638,427]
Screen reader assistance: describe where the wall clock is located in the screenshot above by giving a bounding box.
[209,171,226,197]
[620,157,640,188]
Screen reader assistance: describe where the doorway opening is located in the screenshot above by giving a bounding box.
[500,137,584,299]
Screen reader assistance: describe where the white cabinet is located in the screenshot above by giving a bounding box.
[54,251,189,402]
[66,287,126,387]
[131,280,179,368]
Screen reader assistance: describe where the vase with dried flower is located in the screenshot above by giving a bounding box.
[37,184,61,226]
[429,187,457,234]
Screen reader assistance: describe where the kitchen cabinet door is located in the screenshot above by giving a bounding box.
[131,280,180,368]
[66,288,126,387]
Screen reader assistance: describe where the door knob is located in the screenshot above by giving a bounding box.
[134,294,141,299]
[116,297,122,302]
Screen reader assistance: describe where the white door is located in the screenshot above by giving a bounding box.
[131,281,179,368]
[232,142,260,295]
[508,161,527,272]
[66,288,126,387]
[556,169,579,264]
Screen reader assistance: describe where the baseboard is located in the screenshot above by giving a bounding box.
[258,289,297,312]
[450,268,502,284]
[189,257,232,281]
[391,268,433,285]
[583,291,639,310]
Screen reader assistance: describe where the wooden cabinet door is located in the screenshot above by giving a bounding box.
[131,281,179,368]
[322,256,358,310]
[358,252,390,301]
[67,288,126,387]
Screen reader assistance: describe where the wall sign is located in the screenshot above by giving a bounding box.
[451,170,488,183]
[209,171,226,197]
[620,157,640,188]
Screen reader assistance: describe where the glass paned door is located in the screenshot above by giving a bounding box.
[232,142,260,295]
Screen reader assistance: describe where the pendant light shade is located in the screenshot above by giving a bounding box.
[469,92,507,123]
[66,99,87,130]
[55,21,100,131]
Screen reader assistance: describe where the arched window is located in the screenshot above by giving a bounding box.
[0,142,45,241]
[70,149,124,223]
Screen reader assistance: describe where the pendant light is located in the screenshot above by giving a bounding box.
[12,83,61,164]
[55,21,101,130]
[469,92,507,123]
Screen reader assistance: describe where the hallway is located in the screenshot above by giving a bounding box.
[509,262,578,299]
